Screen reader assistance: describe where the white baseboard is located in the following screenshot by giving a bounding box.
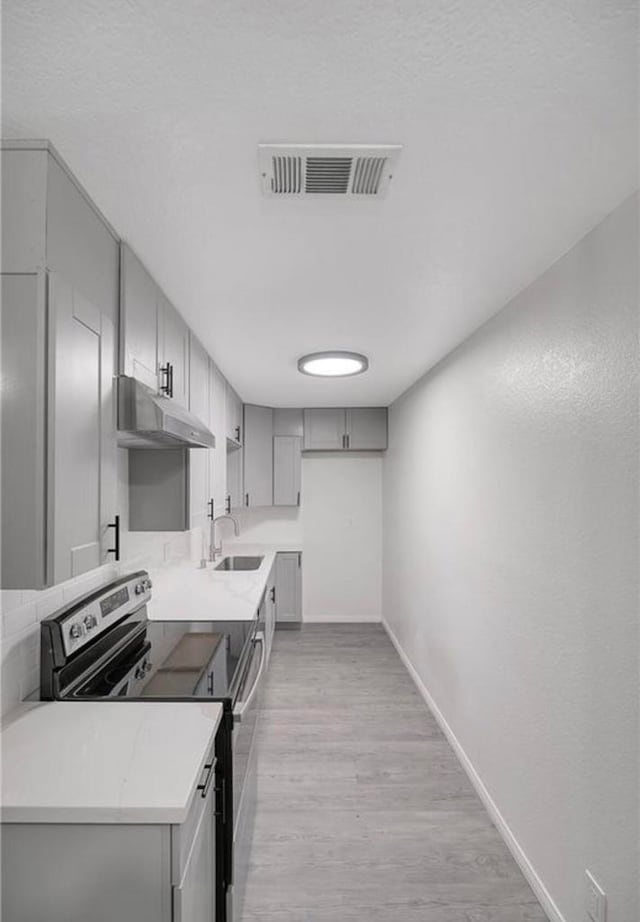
[382,617,566,922]
[304,613,381,623]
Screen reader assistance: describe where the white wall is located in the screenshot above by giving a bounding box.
[233,453,383,622]
[382,195,639,922]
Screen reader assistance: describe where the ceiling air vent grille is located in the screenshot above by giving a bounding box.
[259,144,402,198]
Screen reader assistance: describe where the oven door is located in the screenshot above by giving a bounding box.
[229,630,266,921]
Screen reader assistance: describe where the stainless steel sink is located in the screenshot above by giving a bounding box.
[214,555,264,572]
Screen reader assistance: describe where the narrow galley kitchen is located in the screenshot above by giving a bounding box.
[0,4,638,922]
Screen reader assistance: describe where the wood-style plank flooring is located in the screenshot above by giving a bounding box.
[242,624,548,922]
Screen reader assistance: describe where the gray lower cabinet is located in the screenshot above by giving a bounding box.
[243,405,274,507]
[303,407,387,451]
[275,552,302,625]
[1,143,119,589]
[2,749,217,922]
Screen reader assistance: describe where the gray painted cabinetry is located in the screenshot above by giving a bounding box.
[1,143,119,589]
[275,552,303,625]
[2,744,217,922]
[303,407,387,450]
[243,405,274,507]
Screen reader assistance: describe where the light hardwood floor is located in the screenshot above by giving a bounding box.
[242,624,548,922]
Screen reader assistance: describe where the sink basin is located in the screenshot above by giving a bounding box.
[215,555,264,572]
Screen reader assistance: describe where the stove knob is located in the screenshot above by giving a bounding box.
[134,582,144,595]
[134,666,146,680]
[83,615,97,631]
[144,578,153,590]
[144,660,153,672]
[69,623,83,640]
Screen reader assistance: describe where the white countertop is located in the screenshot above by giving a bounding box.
[148,543,301,622]
[1,700,223,824]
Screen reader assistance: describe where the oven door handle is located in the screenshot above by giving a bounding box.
[233,634,265,722]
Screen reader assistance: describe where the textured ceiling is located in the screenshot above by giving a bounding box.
[3,0,637,406]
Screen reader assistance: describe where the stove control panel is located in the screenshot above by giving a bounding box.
[60,572,152,657]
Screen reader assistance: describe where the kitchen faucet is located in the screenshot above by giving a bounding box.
[210,514,240,562]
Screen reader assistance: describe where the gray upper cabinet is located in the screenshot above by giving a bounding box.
[1,143,119,588]
[119,242,159,391]
[303,407,387,451]
[226,383,243,445]
[345,407,388,450]
[243,405,274,507]
[159,293,189,408]
[273,437,301,506]
[210,360,228,516]
[120,242,190,407]
[188,333,213,530]
[303,408,346,450]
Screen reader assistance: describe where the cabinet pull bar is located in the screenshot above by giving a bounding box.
[107,515,120,561]
[159,363,171,395]
[208,498,215,520]
[245,493,249,507]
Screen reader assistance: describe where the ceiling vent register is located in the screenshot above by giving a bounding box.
[259,144,402,197]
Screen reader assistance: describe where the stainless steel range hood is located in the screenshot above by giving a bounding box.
[117,376,216,449]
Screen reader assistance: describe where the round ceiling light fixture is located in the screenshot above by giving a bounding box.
[297,351,369,378]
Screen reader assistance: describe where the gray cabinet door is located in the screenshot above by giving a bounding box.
[209,361,227,516]
[275,552,302,623]
[273,436,301,506]
[225,383,243,444]
[189,334,212,530]
[226,445,243,512]
[49,272,117,584]
[1,273,48,588]
[243,405,274,507]
[119,243,159,390]
[303,408,346,450]
[345,407,388,450]
[160,295,190,408]
[173,776,216,922]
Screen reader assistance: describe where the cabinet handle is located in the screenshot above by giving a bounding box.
[225,495,231,514]
[341,433,346,449]
[245,493,250,507]
[207,671,214,695]
[345,433,350,450]
[197,760,215,799]
[159,363,171,395]
[298,553,301,568]
[270,586,276,604]
[207,499,215,520]
[296,491,300,507]
[107,515,120,561]
[235,425,241,442]
[168,363,174,398]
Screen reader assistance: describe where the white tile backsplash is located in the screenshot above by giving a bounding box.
[0,518,205,718]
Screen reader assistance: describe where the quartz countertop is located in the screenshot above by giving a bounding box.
[147,543,302,623]
[0,700,223,824]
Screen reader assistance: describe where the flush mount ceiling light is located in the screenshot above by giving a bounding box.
[297,351,369,378]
